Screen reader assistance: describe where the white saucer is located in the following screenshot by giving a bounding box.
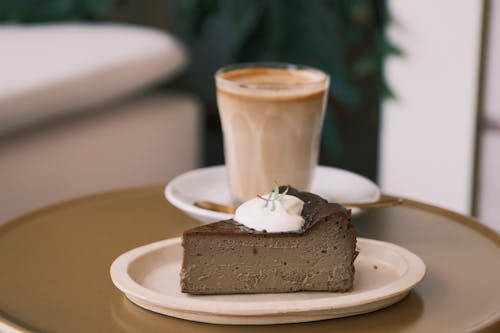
[165,165,381,223]
[110,237,426,325]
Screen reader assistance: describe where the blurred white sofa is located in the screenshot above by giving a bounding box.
[0,24,202,224]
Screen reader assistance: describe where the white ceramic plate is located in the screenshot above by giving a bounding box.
[165,165,381,223]
[110,237,426,325]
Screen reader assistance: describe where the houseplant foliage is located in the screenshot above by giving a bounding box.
[167,0,399,176]
[0,0,112,21]
[172,0,397,103]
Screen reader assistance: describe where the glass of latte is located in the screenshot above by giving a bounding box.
[215,63,329,203]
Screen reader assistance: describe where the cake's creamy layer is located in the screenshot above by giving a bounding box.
[234,194,305,232]
[181,216,356,294]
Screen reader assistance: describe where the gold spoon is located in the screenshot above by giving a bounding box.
[195,197,403,214]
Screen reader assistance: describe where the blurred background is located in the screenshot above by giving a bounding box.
[0,0,498,232]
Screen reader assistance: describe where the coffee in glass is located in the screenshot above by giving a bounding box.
[215,63,329,203]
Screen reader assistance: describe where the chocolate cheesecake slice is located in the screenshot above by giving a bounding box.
[180,187,357,294]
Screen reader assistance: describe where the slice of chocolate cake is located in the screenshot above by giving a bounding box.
[180,187,357,295]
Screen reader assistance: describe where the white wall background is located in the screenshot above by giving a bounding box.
[379,0,484,215]
[477,0,500,232]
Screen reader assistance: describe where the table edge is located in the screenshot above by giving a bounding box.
[382,194,500,247]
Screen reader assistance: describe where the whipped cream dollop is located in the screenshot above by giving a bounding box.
[234,194,305,232]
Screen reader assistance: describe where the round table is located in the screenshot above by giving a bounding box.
[0,186,499,332]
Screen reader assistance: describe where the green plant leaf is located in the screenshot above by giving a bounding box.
[353,52,380,77]
[381,76,396,99]
[0,0,114,22]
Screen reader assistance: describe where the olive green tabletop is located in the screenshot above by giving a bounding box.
[0,186,499,333]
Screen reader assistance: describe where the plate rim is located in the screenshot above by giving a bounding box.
[110,237,426,316]
[164,165,381,222]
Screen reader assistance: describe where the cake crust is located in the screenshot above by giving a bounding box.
[184,186,353,236]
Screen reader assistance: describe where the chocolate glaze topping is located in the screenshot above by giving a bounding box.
[283,186,350,231]
[184,186,351,236]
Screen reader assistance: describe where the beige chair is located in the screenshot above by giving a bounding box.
[0,24,202,224]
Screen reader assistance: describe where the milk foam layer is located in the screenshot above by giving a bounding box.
[234,194,305,232]
[217,68,327,99]
[216,67,329,202]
